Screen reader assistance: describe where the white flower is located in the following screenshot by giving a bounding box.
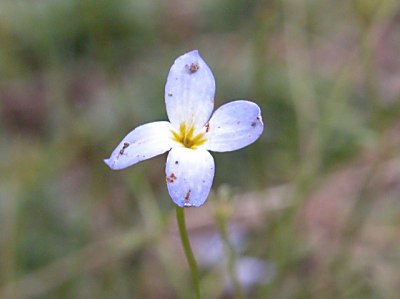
[104,50,263,207]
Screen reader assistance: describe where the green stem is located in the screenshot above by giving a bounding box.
[175,206,201,299]
[216,217,246,299]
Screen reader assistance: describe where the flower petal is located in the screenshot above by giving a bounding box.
[165,147,215,207]
[104,121,175,170]
[202,100,264,152]
[165,50,215,129]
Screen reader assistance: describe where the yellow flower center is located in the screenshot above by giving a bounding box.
[171,123,206,149]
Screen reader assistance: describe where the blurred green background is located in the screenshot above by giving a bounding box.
[1,0,400,298]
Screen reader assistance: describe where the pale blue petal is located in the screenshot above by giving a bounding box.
[165,50,215,129]
[165,147,214,207]
[201,100,264,152]
[104,121,176,170]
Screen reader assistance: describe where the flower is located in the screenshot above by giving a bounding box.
[104,50,263,207]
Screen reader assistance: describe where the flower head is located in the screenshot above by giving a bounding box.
[104,50,263,207]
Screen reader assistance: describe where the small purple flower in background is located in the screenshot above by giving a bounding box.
[104,50,263,207]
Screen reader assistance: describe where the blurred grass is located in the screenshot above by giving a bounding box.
[1,0,400,298]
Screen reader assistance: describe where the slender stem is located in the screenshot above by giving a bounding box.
[216,218,246,299]
[175,206,201,299]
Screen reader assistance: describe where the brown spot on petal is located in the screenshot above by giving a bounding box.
[187,63,200,74]
[251,122,257,128]
[184,190,191,202]
[166,173,177,183]
[117,142,130,159]
[168,93,173,97]
[205,122,210,133]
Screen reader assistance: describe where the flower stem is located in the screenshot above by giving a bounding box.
[215,204,246,299]
[175,206,201,299]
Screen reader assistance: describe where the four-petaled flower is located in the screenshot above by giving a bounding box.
[104,50,264,207]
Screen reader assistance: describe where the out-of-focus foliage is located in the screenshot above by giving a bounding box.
[1,0,400,298]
